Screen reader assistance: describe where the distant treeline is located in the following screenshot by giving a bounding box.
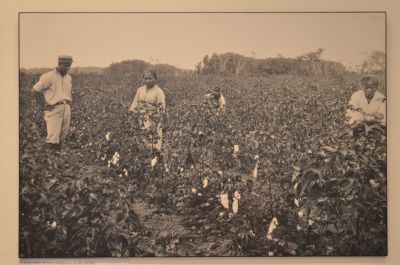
[196,51,347,77]
[20,50,385,79]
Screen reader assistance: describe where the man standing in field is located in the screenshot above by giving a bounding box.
[345,75,386,126]
[32,55,73,153]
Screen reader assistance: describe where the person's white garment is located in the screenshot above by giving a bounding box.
[32,69,72,144]
[129,85,165,112]
[346,90,386,125]
[130,85,165,151]
[32,69,72,105]
[44,104,71,144]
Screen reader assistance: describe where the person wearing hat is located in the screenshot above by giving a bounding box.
[32,55,73,152]
[345,75,386,126]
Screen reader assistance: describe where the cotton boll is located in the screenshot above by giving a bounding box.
[298,210,304,218]
[233,145,239,157]
[105,132,111,141]
[232,198,239,214]
[111,152,120,166]
[370,179,379,189]
[219,193,229,209]
[233,191,241,200]
[151,157,158,168]
[202,177,209,188]
[252,161,259,180]
[266,217,279,240]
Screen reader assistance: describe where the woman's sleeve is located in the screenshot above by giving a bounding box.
[129,88,140,112]
[158,89,166,111]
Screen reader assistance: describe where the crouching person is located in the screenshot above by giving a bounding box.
[346,75,386,127]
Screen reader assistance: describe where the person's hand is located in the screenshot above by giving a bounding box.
[45,104,55,112]
[371,112,384,120]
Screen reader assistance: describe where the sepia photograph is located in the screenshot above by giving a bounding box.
[19,12,387,258]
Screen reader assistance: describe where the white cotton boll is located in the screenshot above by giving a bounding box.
[254,155,260,160]
[297,225,302,231]
[111,152,120,166]
[307,149,313,154]
[101,154,107,161]
[218,170,223,176]
[249,230,255,237]
[119,174,122,178]
[370,179,379,189]
[252,161,259,180]
[294,198,300,207]
[298,210,304,218]
[232,198,239,214]
[123,168,128,177]
[266,217,279,240]
[268,251,274,257]
[197,193,203,196]
[233,145,239,157]
[151,157,158,168]
[105,132,111,141]
[308,219,314,226]
[202,177,209,188]
[291,166,300,182]
[219,193,229,209]
[191,188,197,194]
[50,221,57,229]
[219,212,225,217]
[233,191,241,200]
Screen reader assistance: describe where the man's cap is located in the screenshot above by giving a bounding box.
[58,55,73,64]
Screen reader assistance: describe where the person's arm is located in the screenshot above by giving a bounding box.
[157,89,166,112]
[369,97,386,125]
[129,87,141,112]
[345,92,363,125]
[32,74,51,111]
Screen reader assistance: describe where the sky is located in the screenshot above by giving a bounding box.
[19,12,385,70]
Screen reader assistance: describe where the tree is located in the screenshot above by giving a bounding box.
[360,51,385,74]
